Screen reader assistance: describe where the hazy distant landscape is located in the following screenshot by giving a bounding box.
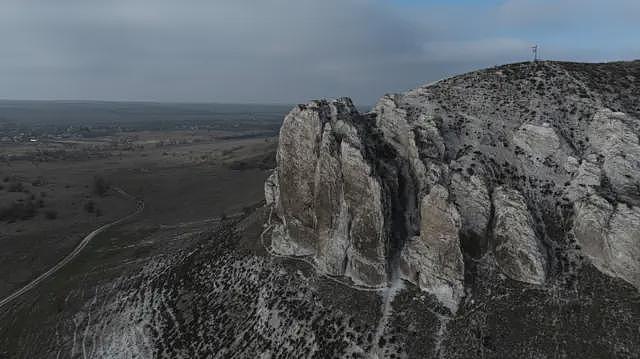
[0,100,289,139]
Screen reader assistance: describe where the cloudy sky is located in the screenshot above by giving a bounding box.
[1,0,638,105]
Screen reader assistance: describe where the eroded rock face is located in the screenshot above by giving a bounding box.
[339,141,387,285]
[513,123,561,167]
[492,187,547,284]
[399,185,464,312]
[573,195,612,272]
[264,170,279,207]
[574,194,640,288]
[273,102,324,256]
[587,109,640,206]
[269,98,388,286]
[450,173,491,255]
[267,61,640,312]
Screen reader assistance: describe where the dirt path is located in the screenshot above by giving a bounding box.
[0,189,143,311]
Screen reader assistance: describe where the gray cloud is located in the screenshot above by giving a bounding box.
[0,0,638,105]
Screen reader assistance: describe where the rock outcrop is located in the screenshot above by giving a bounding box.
[574,195,640,288]
[492,187,546,284]
[399,185,464,312]
[268,99,388,286]
[266,60,640,311]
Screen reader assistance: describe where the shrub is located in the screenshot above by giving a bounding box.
[84,200,96,213]
[0,201,37,221]
[93,176,109,197]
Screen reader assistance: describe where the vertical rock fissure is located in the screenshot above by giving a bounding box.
[393,163,421,278]
[341,203,354,275]
[357,116,419,283]
[387,162,412,280]
[485,187,497,254]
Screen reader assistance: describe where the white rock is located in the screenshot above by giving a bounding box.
[492,187,547,284]
[450,173,491,240]
[587,109,640,205]
[264,170,279,207]
[340,141,387,286]
[574,194,640,289]
[512,123,561,165]
[269,99,388,286]
[400,185,464,312]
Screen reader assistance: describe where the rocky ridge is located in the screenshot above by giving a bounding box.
[266,60,640,312]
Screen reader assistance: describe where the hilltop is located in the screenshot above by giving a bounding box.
[266,60,640,357]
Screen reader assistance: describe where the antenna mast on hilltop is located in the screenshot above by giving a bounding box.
[531,45,538,62]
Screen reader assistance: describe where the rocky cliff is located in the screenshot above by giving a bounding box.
[266,60,640,312]
[11,60,637,359]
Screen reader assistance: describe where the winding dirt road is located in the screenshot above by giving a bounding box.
[0,188,143,311]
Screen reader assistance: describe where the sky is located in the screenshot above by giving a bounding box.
[1,0,638,105]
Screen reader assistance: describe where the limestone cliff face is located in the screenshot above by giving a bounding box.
[399,184,464,312]
[492,187,546,284]
[266,99,387,286]
[266,61,640,311]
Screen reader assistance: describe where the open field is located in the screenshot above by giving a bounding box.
[0,101,285,357]
[0,130,277,297]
